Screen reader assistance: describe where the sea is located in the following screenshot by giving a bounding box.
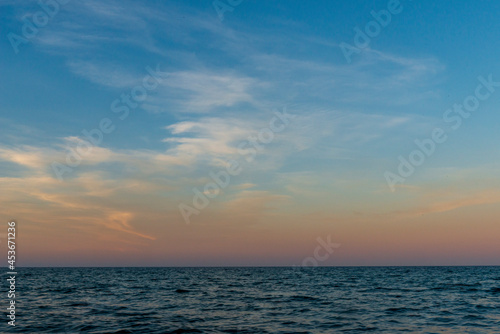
[6,266,500,333]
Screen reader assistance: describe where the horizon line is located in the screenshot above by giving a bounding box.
[11,264,500,269]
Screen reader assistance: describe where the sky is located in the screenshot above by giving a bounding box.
[1,0,500,266]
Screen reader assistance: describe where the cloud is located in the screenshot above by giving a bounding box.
[163,117,255,164]
[66,61,142,88]
[380,165,500,220]
[144,70,260,113]
[0,170,160,243]
[25,0,445,115]
[105,211,156,240]
[247,49,444,106]
[390,189,500,220]
[0,146,47,169]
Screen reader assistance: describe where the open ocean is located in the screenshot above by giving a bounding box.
[8,267,500,333]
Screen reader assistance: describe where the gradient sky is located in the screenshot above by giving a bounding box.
[1,0,500,266]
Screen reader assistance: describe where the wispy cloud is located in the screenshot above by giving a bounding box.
[148,71,260,113]
[66,61,142,88]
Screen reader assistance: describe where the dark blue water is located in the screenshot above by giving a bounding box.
[6,267,500,333]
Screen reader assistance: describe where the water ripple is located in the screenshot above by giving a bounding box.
[10,266,500,333]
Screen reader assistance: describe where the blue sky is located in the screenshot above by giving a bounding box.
[1,0,500,266]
